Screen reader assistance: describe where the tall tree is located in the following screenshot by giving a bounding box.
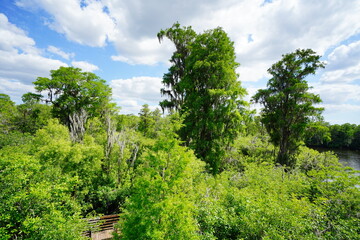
[33,67,112,141]
[158,23,197,111]
[159,24,247,174]
[252,49,325,168]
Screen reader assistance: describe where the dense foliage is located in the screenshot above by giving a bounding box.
[159,23,247,174]
[253,49,325,168]
[305,121,360,150]
[0,26,359,240]
[33,66,113,142]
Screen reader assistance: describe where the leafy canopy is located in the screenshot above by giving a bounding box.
[159,23,247,174]
[253,49,325,167]
[33,66,112,126]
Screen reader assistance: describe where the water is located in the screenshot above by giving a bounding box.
[313,149,360,190]
[334,149,360,171]
[313,148,360,171]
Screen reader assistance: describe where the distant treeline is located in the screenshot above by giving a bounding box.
[305,122,360,150]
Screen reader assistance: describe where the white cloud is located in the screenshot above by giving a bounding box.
[47,45,75,60]
[327,41,360,70]
[0,14,67,84]
[111,36,174,65]
[110,76,163,113]
[0,50,67,84]
[192,0,360,84]
[0,78,35,103]
[0,13,67,102]
[0,13,38,54]
[321,104,360,113]
[320,104,360,125]
[15,0,360,70]
[320,64,360,84]
[111,55,134,65]
[4,0,360,124]
[312,83,360,105]
[71,60,99,72]
[16,0,116,47]
[321,40,360,83]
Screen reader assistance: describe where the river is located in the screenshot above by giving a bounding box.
[312,148,360,171]
[334,149,360,171]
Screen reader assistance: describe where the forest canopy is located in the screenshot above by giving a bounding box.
[0,24,359,240]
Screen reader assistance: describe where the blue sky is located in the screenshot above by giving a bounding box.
[0,0,360,124]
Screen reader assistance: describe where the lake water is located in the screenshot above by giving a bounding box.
[313,148,360,171]
[334,149,360,171]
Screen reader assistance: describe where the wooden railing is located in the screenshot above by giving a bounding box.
[84,214,120,239]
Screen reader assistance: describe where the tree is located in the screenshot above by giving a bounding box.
[33,67,112,141]
[15,92,52,134]
[138,104,162,138]
[158,23,197,111]
[115,134,204,240]
[252,49,325,168]
[350,125,360,150]
[0,93,17,134]
[304,121,331,147]
[159,24,247,174]
[0,141,87,239]
[328,123,355,148]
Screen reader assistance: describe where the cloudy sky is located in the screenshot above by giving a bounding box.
[1,0,359,124]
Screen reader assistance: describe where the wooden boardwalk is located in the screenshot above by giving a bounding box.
[84,214,119,240]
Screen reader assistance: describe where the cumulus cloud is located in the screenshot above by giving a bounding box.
[71,61,99,72]
[16,0,116,47]
[0,13,67,103]
[321,40,360,83]
[0,13,67,84]
[47,45,75,60]
[310,82,360,124]
[327,41,360,70]
[0,77,35,103]
[320,104,360,125]
[0,13,38,54]
[111,37,174,65]
[312,83,360,104]
[15,0,360,70]
[5,0,360,123]
[0,50,67,83]
[190,0,360,83]
[110,76,163,113]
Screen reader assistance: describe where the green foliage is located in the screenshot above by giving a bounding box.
[15,92,52,134]
[194,166,315,239]
[253,49,325,168]
[158,22,197,111]
[0,93,17,134]
[0,146,86,239]
[304,121,331,146]
[34,67,112,122]
[159,24,247,174]
[350,125,360,150]
[33,66,113,141]
[226,134,276,171]
[32,120,103,202]
[115,135,205,240]
[304,122,360,150]
[1,28,359,240]
[138,104,162,138]
[0,130,33,149]
[296,146,341,173]
[195,149,360,240]
[328,123,356,149]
